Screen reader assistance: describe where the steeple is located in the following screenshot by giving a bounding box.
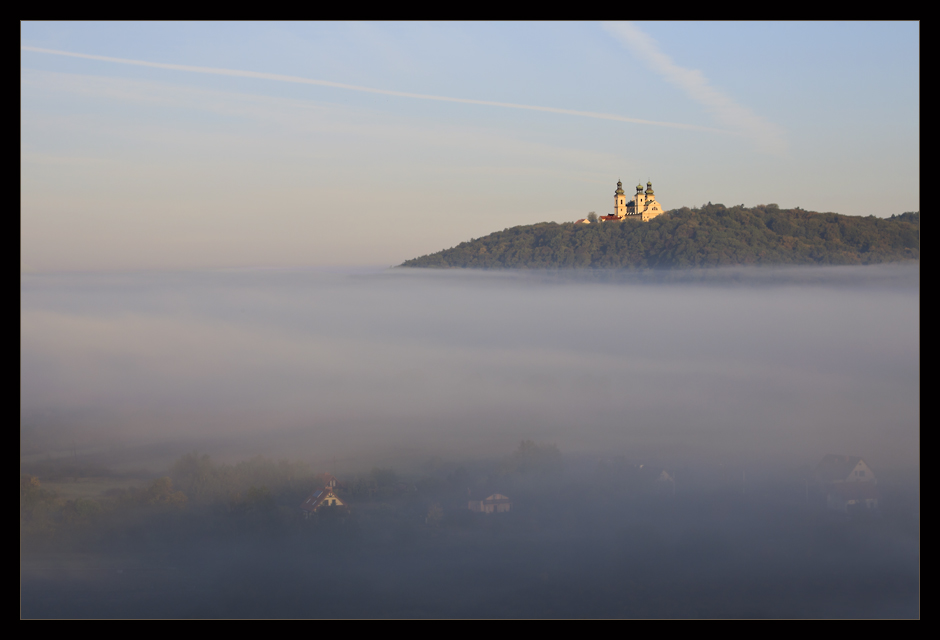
[645,180,654,196]
[614,179,627,218]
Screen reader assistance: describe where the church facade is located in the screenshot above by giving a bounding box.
[599,180,664,222]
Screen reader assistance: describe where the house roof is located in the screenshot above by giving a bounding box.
[300,486,341,513]
[469,491,511,503]
[300,488,325,513]
[816,454,866,483]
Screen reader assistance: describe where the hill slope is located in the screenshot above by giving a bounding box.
[400,204,919,269]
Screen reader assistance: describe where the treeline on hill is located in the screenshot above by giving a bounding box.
[400,205,919,269]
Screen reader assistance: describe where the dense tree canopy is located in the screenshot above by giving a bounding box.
[400,205,919,269]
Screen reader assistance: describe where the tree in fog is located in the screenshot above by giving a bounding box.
[146,477,188,506]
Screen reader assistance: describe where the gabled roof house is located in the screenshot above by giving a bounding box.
[815,455,879,513]
[469,493,512,514]
[300,485,345,516]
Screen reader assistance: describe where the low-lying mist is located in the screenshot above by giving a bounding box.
[21,264,918,469]
[21,264,918,617]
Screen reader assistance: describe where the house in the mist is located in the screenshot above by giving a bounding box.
[469,493,512,514]
[637,464,676,495]
[300,485,346,517]
[599,180,664,222]
[815,455,878,512]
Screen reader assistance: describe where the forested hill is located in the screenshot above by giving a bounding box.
[400,204,919,269]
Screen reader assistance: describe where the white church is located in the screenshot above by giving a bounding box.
[580,179,664,223]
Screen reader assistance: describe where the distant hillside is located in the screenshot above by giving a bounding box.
[400,204,919,269]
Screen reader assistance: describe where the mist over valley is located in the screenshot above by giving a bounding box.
[21,265,919,617]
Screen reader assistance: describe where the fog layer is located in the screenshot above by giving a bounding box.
[21,265,918,470]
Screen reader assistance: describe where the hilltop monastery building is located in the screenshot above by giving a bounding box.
[582,180,664,223]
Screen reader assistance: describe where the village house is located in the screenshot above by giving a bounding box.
[299,484,346,518]
[637,464,676,495]
[815,455,879,512]
[597,180,664,222]
[469,493,512,514]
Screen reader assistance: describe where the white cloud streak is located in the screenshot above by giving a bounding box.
[22,45,730,135]
[602,22,788,154]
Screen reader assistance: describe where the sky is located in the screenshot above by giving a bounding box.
[21,22,919,271]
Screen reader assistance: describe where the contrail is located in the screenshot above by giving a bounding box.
[602,22,787,154]
[22,45,730,135]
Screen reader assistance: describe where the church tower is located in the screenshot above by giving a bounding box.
[640,180,663,221]
[614,180,627,218]
[634,182,645,214]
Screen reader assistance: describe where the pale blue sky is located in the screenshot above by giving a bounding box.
[21,22,919,271]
